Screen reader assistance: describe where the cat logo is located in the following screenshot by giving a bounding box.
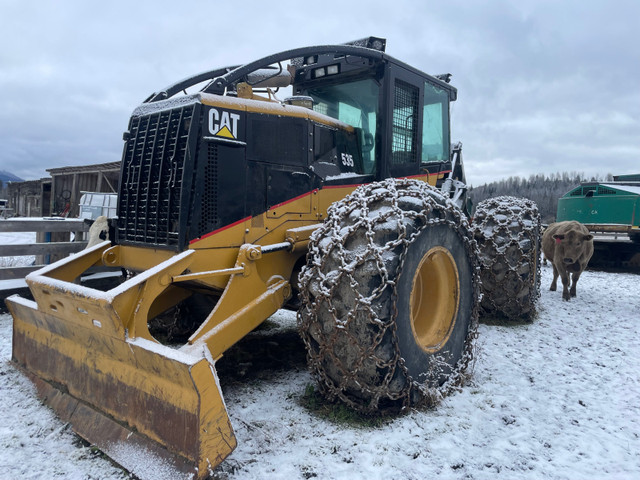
[208,108,240,140]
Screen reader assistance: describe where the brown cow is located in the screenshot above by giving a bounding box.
[85,216,110,249]
[542,221,594,301]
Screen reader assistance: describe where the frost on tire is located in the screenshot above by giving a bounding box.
[297,179,480,414]
[472,196,542,320]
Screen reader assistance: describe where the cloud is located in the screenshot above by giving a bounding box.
[0,0,638,186]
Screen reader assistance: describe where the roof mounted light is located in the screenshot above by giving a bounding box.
[435,73,453,84]
[342,36,386,52]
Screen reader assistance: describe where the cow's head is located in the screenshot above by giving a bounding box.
[85,216,113,249]
[553,230,594,264]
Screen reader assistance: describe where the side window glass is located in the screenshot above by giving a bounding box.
[308,78,379,175]
[337,102,360,126]
[314,124,335,162]
[391,80,419,165]
[422,82,450,163]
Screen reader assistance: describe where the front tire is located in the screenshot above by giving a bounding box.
[298,179,480,413]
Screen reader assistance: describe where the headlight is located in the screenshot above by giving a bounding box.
[326,64,340,75]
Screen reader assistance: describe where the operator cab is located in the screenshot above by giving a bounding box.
[123,38,461,251]
[290,37,456,183]
[140,36,457,189]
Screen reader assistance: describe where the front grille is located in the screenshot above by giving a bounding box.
[118,104,196,249]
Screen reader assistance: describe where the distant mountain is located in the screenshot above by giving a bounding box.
[0,170,24,185]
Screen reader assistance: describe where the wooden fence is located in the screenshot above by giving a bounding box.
[0,218,89,281]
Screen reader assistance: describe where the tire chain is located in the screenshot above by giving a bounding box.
[472,196,542,319]
[297,178,481,413]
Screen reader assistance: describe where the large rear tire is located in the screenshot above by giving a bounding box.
[472,196,542,320]
[298,179,480,413]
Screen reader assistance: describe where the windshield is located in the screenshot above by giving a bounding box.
[306,78,379,174]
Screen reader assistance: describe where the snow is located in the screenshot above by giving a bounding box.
[0,231,35,245]
[0,230,36,267]
[1,265,639,479]
[325,172,364,181]
[127,337,201,366]
[601,184,640,195]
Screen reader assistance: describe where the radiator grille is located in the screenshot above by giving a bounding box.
[118,105,196,248]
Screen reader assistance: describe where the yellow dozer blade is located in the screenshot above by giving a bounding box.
[6,242,238,480]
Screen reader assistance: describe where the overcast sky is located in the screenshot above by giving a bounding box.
[1,0,638,186]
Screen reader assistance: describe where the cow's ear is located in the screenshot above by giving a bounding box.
[584,234,594,241]
[553,234,565,240]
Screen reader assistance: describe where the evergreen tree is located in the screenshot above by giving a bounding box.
[468,171,613,224]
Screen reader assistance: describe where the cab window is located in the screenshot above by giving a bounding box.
[422,82,450,163]
[306,77,379,174]
[391,80,419,165]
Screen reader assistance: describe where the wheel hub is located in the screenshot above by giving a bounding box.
[410,246,459,353]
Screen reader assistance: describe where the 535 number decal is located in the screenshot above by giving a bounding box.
[341,153,354,167]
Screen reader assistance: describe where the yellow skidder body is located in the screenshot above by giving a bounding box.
[8,39,473,479]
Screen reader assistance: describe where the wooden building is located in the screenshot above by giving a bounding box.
[7,162,121,218]
[47,162,120,217]
[7,179,44,217]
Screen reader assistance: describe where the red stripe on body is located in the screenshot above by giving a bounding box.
[189,216,251,245]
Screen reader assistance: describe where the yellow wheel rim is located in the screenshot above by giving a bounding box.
[410,246,460,353]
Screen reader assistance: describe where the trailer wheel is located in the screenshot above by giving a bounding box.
[298,179,480,413]
[471,196,542,320]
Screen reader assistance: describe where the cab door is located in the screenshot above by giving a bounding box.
[382,66,425,179]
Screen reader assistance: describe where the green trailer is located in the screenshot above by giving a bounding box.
[557,174,640,243]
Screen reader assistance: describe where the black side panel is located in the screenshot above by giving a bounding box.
[421,160,453,186]
[245,112,313,212]
[189,141,246,241]
[245,162,267,218]
[247,115,307,166]
[117,103,199,250]
[266,168,313,209]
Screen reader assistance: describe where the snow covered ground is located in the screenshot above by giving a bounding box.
[0,265,638,479]
[0,231,36,268]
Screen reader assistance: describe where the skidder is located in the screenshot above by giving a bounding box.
[6,37,542,479]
